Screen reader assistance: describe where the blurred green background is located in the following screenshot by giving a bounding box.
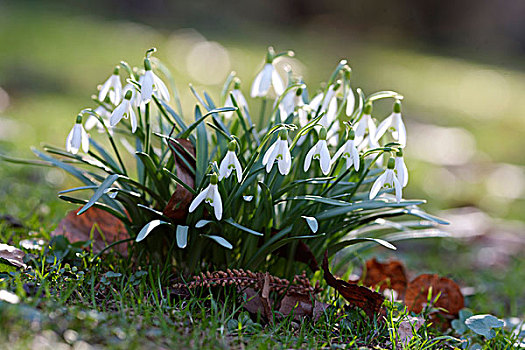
[0,0,524,315]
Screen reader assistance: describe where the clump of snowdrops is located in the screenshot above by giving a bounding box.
[6,47,447,276]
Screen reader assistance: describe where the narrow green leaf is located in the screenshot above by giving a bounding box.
[316,199,425,220]
[195,220,213,228]
[224,218,263,236]
[366,90,404,103]
[32,148,95,186]
[77,174,119,215]
[203,234,233,249]
[194,106,208,185]
[136,220,171,242]
[328,237,396,256]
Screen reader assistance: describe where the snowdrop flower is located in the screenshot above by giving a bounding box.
[332,128,360,171]
[394,150,408,187]
[295,88,308,127]
[250,48,285,97]
[304,127,331,175]
[110,90,138,133]
[262,129,292,175]
[344,68,356,116]
[354,102,377,146]
[219,140,243,182]
[375,100,406,147]
[85,105,111,132]
[123,82,140,108]
[310,82,340,129]
[98,66,122,105]
[189,173,222,220]
[140,58,170,105]
[224,79,248,119]
[369,158,402,203]
[66,114,89,154]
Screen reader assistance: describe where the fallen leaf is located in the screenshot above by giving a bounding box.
[163,138,196,222]
[322,251,384,319]
[0,243,26,269]
[404,274,464,316]
[465,314,505,339]
[261,272,273,324]
[397,316,425,344]
[362,258,407,297]
[51,207,129,256]
[278,292,313,320]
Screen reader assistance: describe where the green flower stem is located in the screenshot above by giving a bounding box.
[144,102,151,155]
[258,97,267,128]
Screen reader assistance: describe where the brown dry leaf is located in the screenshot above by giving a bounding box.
[278,292,313,320]
[362,258,407,297]
[404,274,464,316]
[52,207,129,256]
[0,243,26,269]
[163,138,196,222]
[261,272,273,324]
[242,287,265,315]
[322,251,384,319]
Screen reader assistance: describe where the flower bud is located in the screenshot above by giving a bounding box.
[278,129,288,140]
[364,102,373,114]
[387,158,395,169]
[210,173,219,185]
[228,140,237,152]
[113,66,120,75]
[266,47,275,63]
[333,80,342,91]
[124,90,133,100]
[144,58,152,71]
[296,87,303,96]
[347,128,355,140]
[394,100,402,113]
[233,78,241,90]
[396,149,403,157]
[319,127,327,140]
[75,114,83,124]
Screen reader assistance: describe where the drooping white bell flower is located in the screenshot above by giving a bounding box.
[250,51,285,98]
[375,100,406,147]
[310,83,339,129]
[224,79,249,119]
[369,158,403,203]
[262,129,292,175]
[304,127,331,175]
[354,102,377,146]
[140,58,170,105]
[66,114,89,154]
[85,105,111,132]
[123,82,140,108]
[394,150,408,187]
[98,66,122,105]
[188,173,222,220]
[110,90,138,133]
[332,128,360,171]
[219,141,243,182]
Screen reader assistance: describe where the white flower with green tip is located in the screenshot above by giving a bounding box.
[219,141,243,182]
[375,100,406,147]
[369,158,403,203]
[262,129,292,175]
[251,48,285,97]
[394,150,408,187]
[98,66,122,105]
[304,127,331,175]
[354,102,377,146]
[66,114,89,154]
[140,58,170,105]
[110,90,138,133]
[332,128,360,171]
[189,173,223,220]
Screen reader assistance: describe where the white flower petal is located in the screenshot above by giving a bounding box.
[393,176,403,203]
[218,155,230,180]
[189,186,209,212]
[345,87,355,116]
[369,172,387,200]
[129,108,137,133]
[212,185,222,220]
[375,114,393,142]
[262,141,277,165]
[279,145,292,175]
[66,127,75,153]
[394,114,407,147]
[331,143,345,164]
[351,142,360,171]
[271,66,285,96]
[109,102,127,127]
[319,141,331,175]
[304,144,317,172]
[233,154,243,183]
[141,71,154,104]
[81,125,90,153]
[98,77,112,102]
[251,63,273,97]
[153,74,170,101]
